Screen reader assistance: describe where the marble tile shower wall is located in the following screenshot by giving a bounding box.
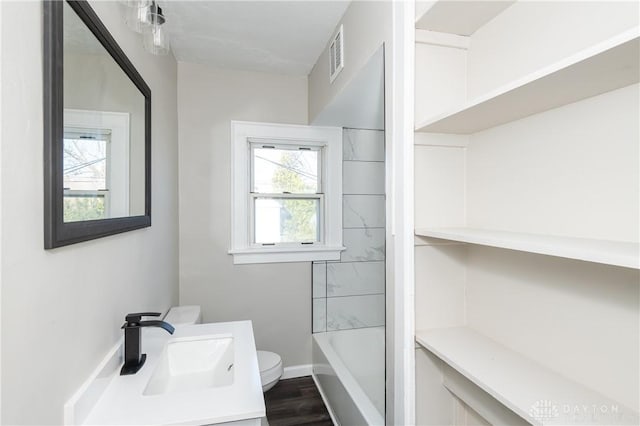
[313,128,385,332]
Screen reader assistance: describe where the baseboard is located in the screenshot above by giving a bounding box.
[312,372,340,426]
[281,364,313,379]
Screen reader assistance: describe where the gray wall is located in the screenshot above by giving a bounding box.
[177,61,313,368]
[0,2,179,424]
[313,128,385,332]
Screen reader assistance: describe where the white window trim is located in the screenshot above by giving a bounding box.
[229,121,344,264]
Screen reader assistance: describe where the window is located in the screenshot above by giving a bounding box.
[63,129,111,222]
[251,143,322,244]
[63,109,131,221]
[230,121,343,264]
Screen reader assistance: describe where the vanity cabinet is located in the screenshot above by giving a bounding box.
[413,2,640,425]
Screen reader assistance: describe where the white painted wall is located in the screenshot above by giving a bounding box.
[467,84,639,242]
[414,135,467,230]
[308,1,392,124]
[312,46,385,130]
[414,42,467,124]
[0,2,179,424]
[176,62,312,368]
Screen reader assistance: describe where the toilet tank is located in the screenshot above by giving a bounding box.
[163,305,202,326]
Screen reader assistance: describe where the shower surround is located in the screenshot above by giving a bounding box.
[313,128,385,332]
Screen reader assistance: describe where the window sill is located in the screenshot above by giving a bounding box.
[228,246,345,265]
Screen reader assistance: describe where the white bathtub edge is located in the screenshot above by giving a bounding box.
[281,364,313,379]
[312,372,341,426]
[313,331,385,426]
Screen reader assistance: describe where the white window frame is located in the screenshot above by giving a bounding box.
[230,121,344,264]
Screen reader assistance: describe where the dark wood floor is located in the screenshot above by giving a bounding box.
[264,376,334,426]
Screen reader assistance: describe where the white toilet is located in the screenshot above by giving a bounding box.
[257,350,283,392]
[163,305,202,326]
[164,306,283,393]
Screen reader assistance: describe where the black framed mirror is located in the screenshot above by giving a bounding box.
[43,0,151,249]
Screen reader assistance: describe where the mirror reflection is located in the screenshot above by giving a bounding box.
[63,2,146,222]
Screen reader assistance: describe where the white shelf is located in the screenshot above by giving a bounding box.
[415,1,515,36]
[416,327,640,426]
[415,29,640,134]
[415,227,640,269]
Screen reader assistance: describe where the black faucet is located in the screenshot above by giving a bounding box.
[120,312,175,375]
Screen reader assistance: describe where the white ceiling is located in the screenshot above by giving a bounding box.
[163,1,350,75]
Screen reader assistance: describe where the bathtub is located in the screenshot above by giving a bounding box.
[312,327,385,426]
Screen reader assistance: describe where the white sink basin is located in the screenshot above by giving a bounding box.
[79,321,265,426]
[143,334,234,396]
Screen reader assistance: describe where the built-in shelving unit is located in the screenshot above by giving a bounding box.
[415,29,639,134]
[413,2,640,425]
[415,227,640,269]
[415,327,640,426]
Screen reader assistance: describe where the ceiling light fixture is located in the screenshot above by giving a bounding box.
[142,2,170,56]
[121,0,151,8]
[124,0,152,33]
[122,0,170,56]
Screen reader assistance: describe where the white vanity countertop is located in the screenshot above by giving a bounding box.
[83,320,265,425]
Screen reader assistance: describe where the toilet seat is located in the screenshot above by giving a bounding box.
[257,351,283,392]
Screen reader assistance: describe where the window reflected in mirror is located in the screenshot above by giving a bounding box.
[63,130,108,222]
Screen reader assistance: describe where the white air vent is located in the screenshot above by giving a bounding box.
[329,25,344,83]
